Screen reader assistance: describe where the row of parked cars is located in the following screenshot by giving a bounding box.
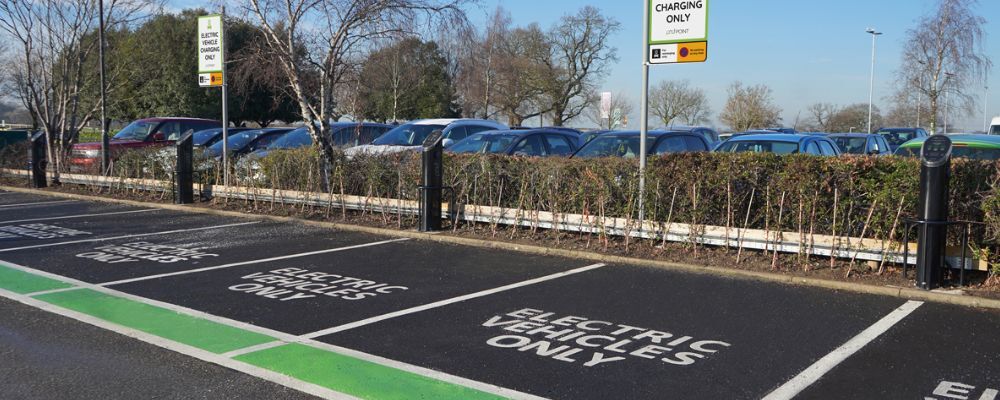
[67,117,1000,171]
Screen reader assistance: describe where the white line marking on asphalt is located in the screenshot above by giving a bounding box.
[221,340,288,358]
[0,221,260,253]
[762,300,924,400]
[0,258,550,400]
[0,208,159,225]
[24,286,81,297]
[0,200,77,209]
[0,287,359,400]
[98,238,410,287]
[301,263,607,339]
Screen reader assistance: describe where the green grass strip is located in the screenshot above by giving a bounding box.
[236,343,506,400]
[0,264,74,294]
[35,289,276,354]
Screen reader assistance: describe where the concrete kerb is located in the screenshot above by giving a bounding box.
[4,185,1000,311]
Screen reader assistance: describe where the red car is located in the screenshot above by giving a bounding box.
[70,117,221,171]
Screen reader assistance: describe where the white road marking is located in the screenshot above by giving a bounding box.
[0,200,77,208]
[0,221,260,253]
[0,258,550,400]
[221,340,288,358]
[0,287,359,400]
[301,263,607,339]
[0,208,158,225]
[98,238,410,286]
[762,300,924,400]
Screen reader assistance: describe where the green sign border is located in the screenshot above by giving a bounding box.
[646,0,709,45]
[197,14,224,74]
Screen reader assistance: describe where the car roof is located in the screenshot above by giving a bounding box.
[898,134,1000,149]
[727,133,816,143]
[596,130,698,138]
[827,133,878,138]
[138,117,219,123]
[877,127,920,132]
[477,128,577,136]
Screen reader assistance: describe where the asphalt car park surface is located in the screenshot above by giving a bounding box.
[0,190,998,399]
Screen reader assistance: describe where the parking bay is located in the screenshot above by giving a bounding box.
[2,196,1000,399]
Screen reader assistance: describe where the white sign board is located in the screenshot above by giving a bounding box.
[600,92,612,119]
[648,1,709,44]
[198,15,224,73]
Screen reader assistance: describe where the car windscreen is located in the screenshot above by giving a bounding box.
[372,124,446,146]
[268,128,311,149]
[112,121,157,141]
[574,136,653,159]
[208,131,262,154]
[831,137,868,154]
[897,145,1000,161]
[991,126,1000,135]
[448,133,518,154]
[878,130,918,147]
[716,140,799,154]
[193,129,221,146]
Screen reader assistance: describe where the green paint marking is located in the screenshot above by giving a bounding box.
[236,344,506,400]
[35,289,275,354]
[0,264,74,294]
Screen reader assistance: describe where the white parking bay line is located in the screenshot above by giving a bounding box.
[0,221,260,253]
[0,200,77,209]
[762,300,924,400]
[98,238,410,286]
[0,208,159,225]
[300,263,607,339]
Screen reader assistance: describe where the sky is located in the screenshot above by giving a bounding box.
[170,0,1000,131]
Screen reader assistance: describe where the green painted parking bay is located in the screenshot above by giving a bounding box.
[314,264,912,400]
[0,221,387,284]
[107,239,591,335]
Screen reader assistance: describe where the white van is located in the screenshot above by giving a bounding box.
[991,117,1000,135]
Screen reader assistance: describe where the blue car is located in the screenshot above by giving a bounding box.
[447,128,581,157]
[714,133,841,156]
[250,122,393,158]
[191,127,254,147]
[827,133,892,156]
[206,128,294,158]
[571,130,711,159]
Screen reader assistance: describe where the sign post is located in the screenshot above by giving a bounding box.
[639,0,709,225]
[198,13,228,186]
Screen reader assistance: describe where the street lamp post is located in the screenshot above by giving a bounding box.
[866,28,883,134]
[985,84,990,133]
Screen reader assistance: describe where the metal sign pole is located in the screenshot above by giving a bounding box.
[221,8,229,188]
[638,2,650,226]
[98,0,109,174]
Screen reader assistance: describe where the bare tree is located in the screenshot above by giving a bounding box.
[246,0,468,162]
[806,103,838,132]
[586,91,633,129]
[450,6,510,119]
[896,0,991,134]
[719,81,782,131]
[537,6,620,126]
[493,24,549,127]
[649,80,711,127]
[827,103,883,133]
[0,0,156,176]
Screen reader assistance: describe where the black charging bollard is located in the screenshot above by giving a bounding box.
[29,132,47,188]
[915,135,952,290]
[419,130,444,232]
[175,131,194,204]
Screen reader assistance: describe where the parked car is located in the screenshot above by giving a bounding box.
[876,127,929,151]
[578,130,616,146]
[571,130,711,159]
[665,126,722,145]
[765,127,797,134]
[69,117,221,170]
[346,119,507,156]
[895,134,1000,161]
[250,122,392,156]
[447,129,581,157]
[205,128,293,158]
[714,133,841,156]
[192,127,254,148]
[827,133,893,156]
[990,117,1000,135]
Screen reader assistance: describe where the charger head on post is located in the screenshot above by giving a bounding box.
[920,135,952,168]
